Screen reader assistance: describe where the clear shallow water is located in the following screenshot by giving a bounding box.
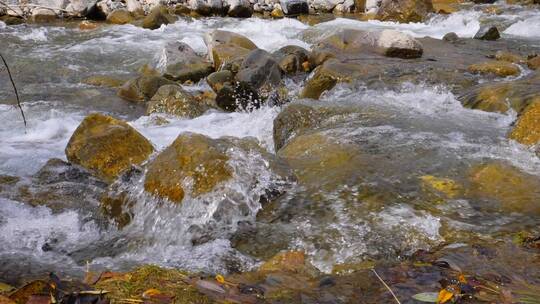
[1,6,540,279]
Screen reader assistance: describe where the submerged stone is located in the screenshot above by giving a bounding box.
[65,113,154,183]
[117,75,175,103]
[467,61,520,77]
[144,133,232,203]
[300,59,368,99]
[469,161,540,215]
[82,75,125,88]
[459,79,540,114]
[147,85,208,118]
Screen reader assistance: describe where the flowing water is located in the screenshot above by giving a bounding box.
[1,5,540,283]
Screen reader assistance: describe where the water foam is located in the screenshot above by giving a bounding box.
[313,10,482,39]
[504,15,540,38]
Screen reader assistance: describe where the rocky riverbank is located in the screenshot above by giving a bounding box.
[2,0,540,302]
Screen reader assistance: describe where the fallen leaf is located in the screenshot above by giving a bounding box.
[411,292,439,302]
[438,288,454,304]
[0,283,15,294]
[215,275,225,284]
[195,280,226,294]
[0,295,16,304]
[141,289,161,299]
[9,281,49,304]
[25,295,50,304]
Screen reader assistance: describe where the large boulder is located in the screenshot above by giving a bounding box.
[144,133,233,203]
[142,5,177,30]
[236,49,282,90]
[117,75,175,103]
[65,113,154,183]
[375,0,434,23]
[161,41,214,82]
[509,100,540,147]
[146,85,209,118]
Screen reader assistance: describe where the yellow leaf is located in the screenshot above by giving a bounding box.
[458,274,467,284]
[142,289,161,298]
[215,275,225,284]
[437,289,454,304]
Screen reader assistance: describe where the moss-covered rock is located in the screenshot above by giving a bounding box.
[259,251,319,276]
[106,9,134,24]
[117,75,175,103]
[144,133,232,203]
[509,100,540,146]
[147,85,208,118]
[494,51,524,63]
[468,61,520,77]
[93,265,211,304]
[469,162,540,215]
[376,0,434,23]
[142,5,177,29]
[82,75,126,88]
[420,175,463,199]
[459,78,540,114]
[65,113,154,183]
[300,59,368,99]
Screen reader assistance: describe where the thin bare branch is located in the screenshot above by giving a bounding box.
[0,0,26,19]
[0,52,27,130]
[371,268,402,304]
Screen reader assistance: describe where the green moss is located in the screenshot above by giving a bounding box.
[93,265,212,304]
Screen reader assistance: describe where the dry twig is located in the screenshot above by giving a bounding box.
[371,268,402,304]
[0,0,26,19]
[0,52,27,130]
